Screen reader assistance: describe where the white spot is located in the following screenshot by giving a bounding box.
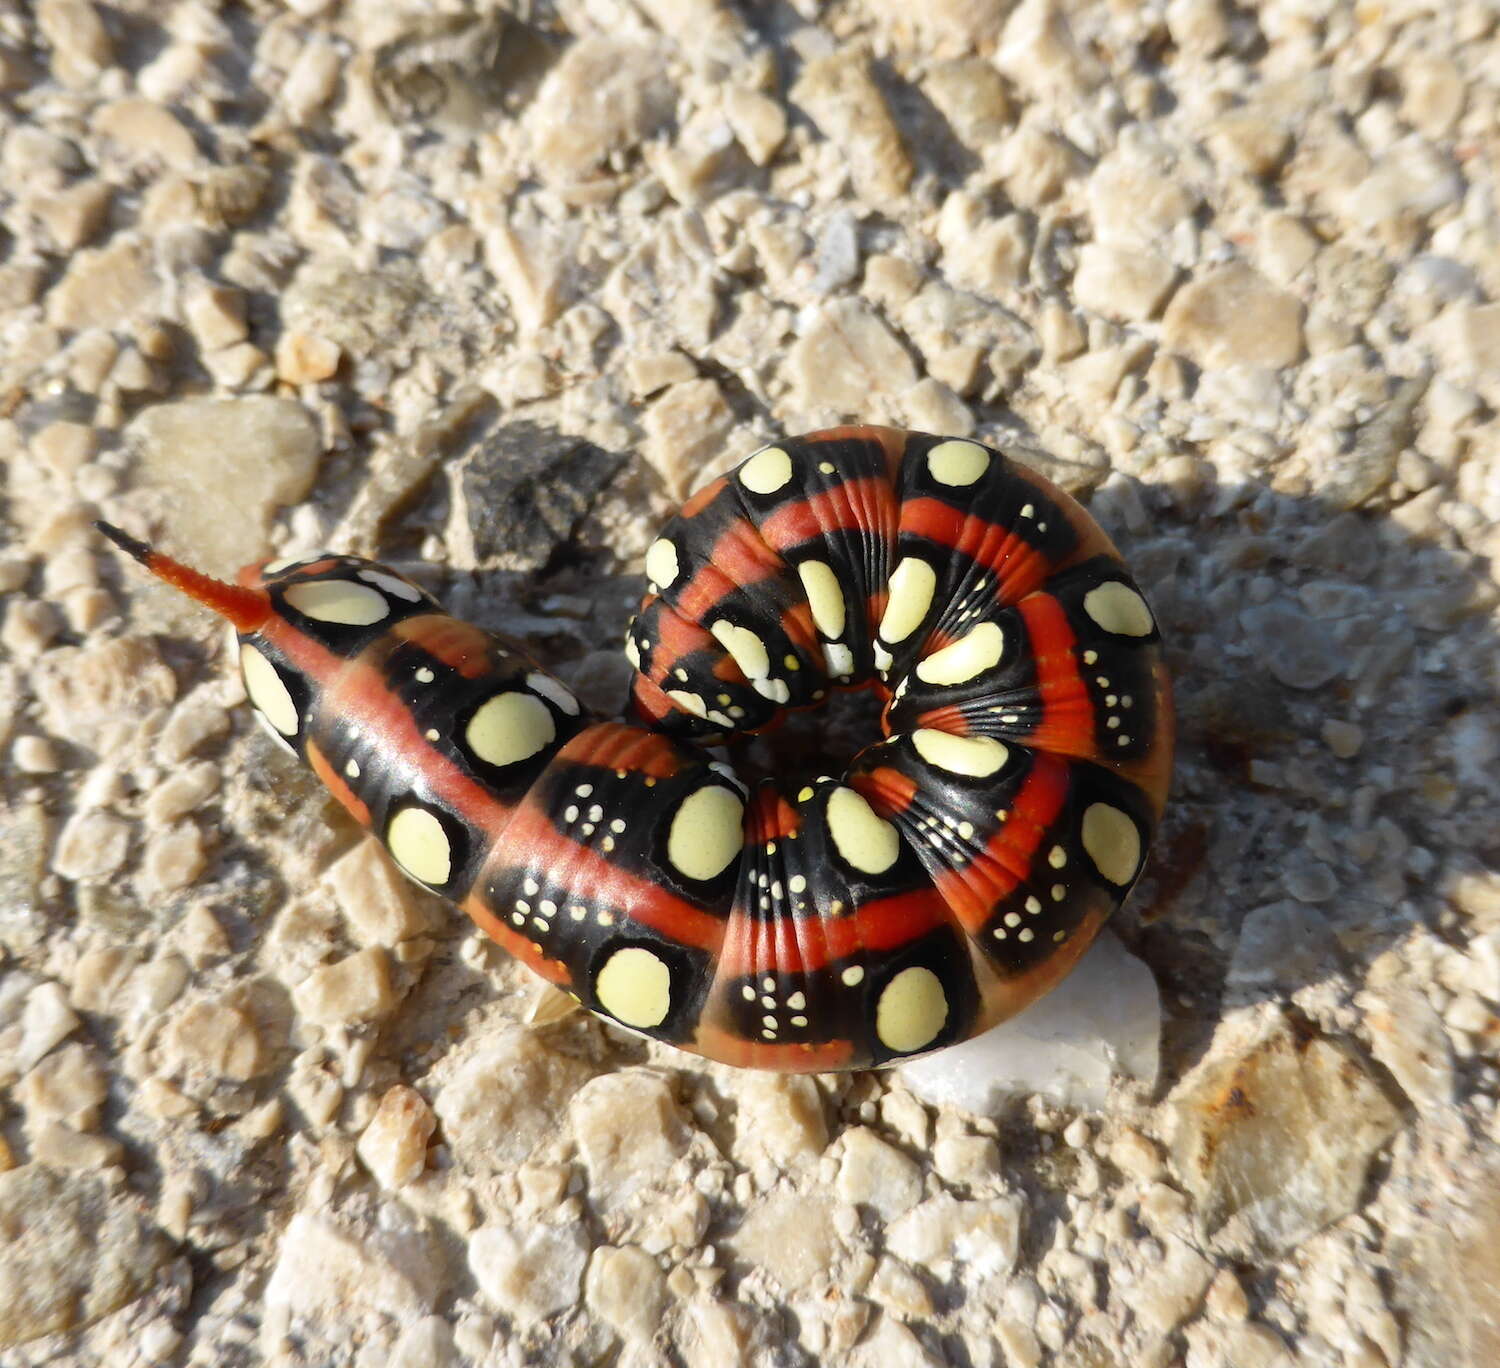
[624,634,642,669]
[911,729,1009,777]
[1083,581,1155,637]
[666,689,708,719]
[240,644,298,737]
[526,671,582,716]
[788,991,806,1009]
[739,445,793,494]
[357,567,424,602]
[878,558,936,644]
[344,758,360,779]
[1082,803,1142,887]
[873,642,894,674]
[668,785,745,881]
[594,946,673,1029]
[253,709,297,757]
[824,642,855,678]
[796,560,846,640]
[789,875,807,894]
[875,965,948,1054]
[465,692,556,768]
[752,677,791,705]
[387,807,452,885]
[842,966,865,987]
[415,667,435,683]
[262,553,316,577]
[710,620,770,679]
[284,578,390,626]
[915,622,1006,686]
[926,439,990,487]
[826,786,900,875]
[645,538,680,590]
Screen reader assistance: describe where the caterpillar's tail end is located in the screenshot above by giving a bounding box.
[95,520,272,635]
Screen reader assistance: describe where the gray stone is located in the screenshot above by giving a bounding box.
[447,420,627,572]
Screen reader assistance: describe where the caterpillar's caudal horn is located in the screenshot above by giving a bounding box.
[94,520,272,635]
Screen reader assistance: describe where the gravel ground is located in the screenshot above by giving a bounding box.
[2,0,1499,1365]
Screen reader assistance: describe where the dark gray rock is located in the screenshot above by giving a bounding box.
[447,422,627,572]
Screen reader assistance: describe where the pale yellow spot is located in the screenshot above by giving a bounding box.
[926,439,990,487]
[668,785,745,880]
[911,729,1009,777]
[465,692,556,768]
[739,445,793,494]
[842,966,865,987]
[826,786,900,875]
[665,689,708,719]
[387,807,451,885]
[240,644,298,737]
[710,620,771,679]
[878,558,936,643]
[284,578,390,626]
[595,946,673,1028]
[1082,803,1142,886]
[1083,581,1155,637]
[796,560,846,639]
[645,537,680,589]
[915,621,1006,686]
[875,966,948,1054]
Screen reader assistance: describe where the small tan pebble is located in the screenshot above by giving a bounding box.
[1204,1267,1250,1320]
[275,330,342,384]
[626,350,698,399]
[30,1120,126,1170]
[52,809,131,880]
[16,982,82,1072]
[138,1075,196,1120]
[204,340,272,389]
[163,997,267,1081]
[155,697,232,764]
[2,599,63,658]
[234,1097,284,1142]
[294,947,399,1026]
[792,47,912,202]
[0,557,31,593]
[31,420,98,475]
[177,903,231,963]
[18,1042,108,1129]
[467,1222,589,1325]
[1108,1127,1164,1182]
[12,735,62,773]
[143,761,220,824]
[722,87,787,167]
[322,840,434,946]
[356,1084,436,1188]
[584,1245,669,1342]
[62,586,115,633]
[1320,719,1364,758]
[836,1126,924,1220]
[139,821,207,893]
[183,278,249,351]
[70,945,140,1014]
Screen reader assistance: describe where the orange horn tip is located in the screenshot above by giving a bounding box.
[95,520,272,635]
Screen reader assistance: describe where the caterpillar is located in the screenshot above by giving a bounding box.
[98,426,1172,1072]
